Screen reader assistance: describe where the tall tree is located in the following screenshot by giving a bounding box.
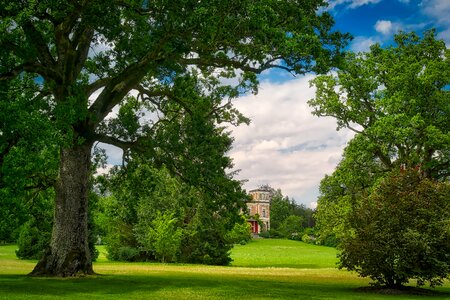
[310,31,450,285]
[0,0,349,276]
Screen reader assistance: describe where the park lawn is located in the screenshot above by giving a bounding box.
[0,240,449,299]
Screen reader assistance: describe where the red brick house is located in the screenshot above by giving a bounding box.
[247,186,272,234]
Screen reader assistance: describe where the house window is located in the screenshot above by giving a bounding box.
[262,208,266,218]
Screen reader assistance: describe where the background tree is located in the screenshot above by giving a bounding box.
[1,0,349,276]
[264,188,315,239]
[339,170,450,288]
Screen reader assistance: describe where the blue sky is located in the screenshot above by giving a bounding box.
[228,0,450,208]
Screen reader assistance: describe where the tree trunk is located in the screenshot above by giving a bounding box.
[31,143,94,276]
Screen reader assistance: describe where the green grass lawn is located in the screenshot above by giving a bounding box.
[231,239,338,268]
[1,240,449,299]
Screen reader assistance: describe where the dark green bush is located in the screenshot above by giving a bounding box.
[339,171,450,288]
[15,219,51,260]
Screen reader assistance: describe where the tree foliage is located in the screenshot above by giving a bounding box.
[96,150,248,265]
[138,211,182,263]
[310,30,449,179]
[310,31,450,287]
[266,188,315,239]
[339,170,450,288]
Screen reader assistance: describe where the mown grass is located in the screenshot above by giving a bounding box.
[1,241,449,299]
[231,239,338,268]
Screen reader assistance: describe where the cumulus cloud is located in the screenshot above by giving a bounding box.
[350,36,379,52]
[374,20,405,36]
[375,20,392,35]
[420,0,450,44]
[229,75,353,207]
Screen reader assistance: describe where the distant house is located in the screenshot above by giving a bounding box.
[247,186,273,234]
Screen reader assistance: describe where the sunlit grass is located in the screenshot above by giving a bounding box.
[231,239,338,268]
[1,240,449,299]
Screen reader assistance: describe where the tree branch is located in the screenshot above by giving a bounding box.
[85,77,112,97]
[73,27,95,79]
[88,49,167,127]
[181,55,294,74]
[0,62,58,82]
[93,133,138,151]
[22,21,56,67]
[135,85,193,115]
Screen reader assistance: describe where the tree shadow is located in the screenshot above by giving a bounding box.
[356,285,450,297]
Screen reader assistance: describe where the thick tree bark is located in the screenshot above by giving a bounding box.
[31,143,94,276]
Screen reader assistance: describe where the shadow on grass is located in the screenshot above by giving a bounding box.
[0,273,356,299]
[1,273,449,299]
[356,286,450,297]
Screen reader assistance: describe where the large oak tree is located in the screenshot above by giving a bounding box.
[0,0,348,276]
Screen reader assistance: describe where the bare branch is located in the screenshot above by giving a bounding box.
[73,27,95,78]
[88,50,166,127]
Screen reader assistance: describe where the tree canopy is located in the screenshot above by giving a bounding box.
[310,30,449,180]
[0,0,349,276]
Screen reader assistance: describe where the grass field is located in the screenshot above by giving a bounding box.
[1,240,450,299]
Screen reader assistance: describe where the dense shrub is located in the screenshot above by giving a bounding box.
[339,170,450,288]
[15,219,51,259]
[226,216,252,245]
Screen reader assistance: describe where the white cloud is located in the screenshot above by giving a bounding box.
[422,0,450,25]
[96,163,114,176]
[229,75,353,207]
[421,0,450,44]
[375,20,393,35]
[374,20,405,36]
[438,28,450,46]
[350,36,379,52]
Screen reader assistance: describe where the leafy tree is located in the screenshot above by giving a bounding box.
[97,148,247,265]
[226,215,252,245]
[269,188,315,238]
[0,76,58,243]
[280,215,304,240]
[310,30,450,247]
[269,191,292,231]
[339,170,450,288]
[15,190,53,259]
[138,211,182,263]
[1,0,349,276]
[310,30,449,180]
